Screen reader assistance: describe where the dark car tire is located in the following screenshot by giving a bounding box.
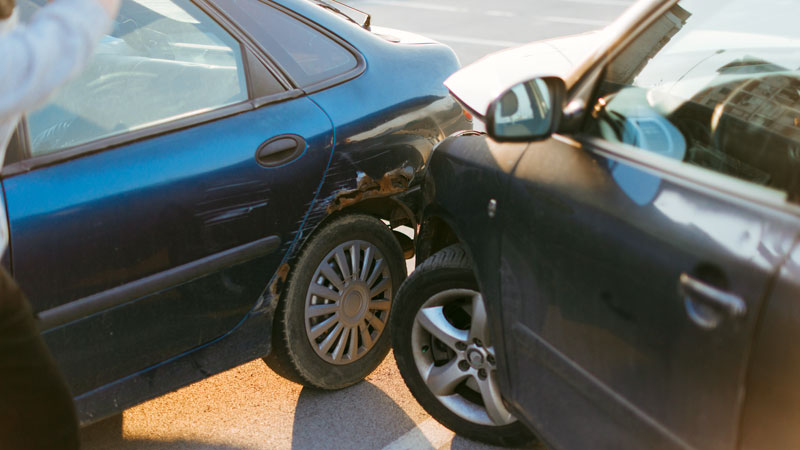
[265,214,406,390]
[391,244,536,447]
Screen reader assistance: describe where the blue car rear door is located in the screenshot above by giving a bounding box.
[3,0,333,396]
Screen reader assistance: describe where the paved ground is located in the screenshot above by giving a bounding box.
[344,0,635,65]
[80,1,635,448]
[81,354,543,450]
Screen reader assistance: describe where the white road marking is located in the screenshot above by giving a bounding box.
[424,32,522,48]
[543,15,609,26]
[487,9,515,17]
[382,418,455,450]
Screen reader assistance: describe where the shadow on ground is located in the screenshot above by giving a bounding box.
[81,414,249,450]
[291,381,419,450]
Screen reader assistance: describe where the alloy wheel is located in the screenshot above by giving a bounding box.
[411,288,515,426]
[305,240,392,365]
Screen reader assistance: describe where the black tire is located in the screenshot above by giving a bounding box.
[265,214,406,389]
[391,244,536,447]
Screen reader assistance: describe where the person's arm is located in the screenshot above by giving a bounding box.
[0,0,120,119]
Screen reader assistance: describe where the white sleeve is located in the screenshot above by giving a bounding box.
[0,0,118,120]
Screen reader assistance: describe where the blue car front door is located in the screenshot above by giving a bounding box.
[3,0,334,396]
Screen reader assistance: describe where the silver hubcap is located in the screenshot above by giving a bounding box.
[305,240,392,365]
[411,289,516,426]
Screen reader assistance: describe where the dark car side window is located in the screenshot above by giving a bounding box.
[19,0,256,157]
[217,0,358,87]
[583,0,800,201]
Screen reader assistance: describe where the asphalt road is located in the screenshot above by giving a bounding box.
[80,1,634,449]
[81,353,544,450]
[343,0,636,65]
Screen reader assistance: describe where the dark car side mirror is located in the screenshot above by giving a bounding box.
[486,76,566,142]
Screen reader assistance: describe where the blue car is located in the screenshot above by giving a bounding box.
[4,0,468,424]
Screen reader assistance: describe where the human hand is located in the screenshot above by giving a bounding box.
[0,0,14,20]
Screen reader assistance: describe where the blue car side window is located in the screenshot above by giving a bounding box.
[217,0,358,87]
[20,0,251,156]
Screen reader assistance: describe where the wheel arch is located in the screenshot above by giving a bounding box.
[416,210,465,265]
[264,194,417,315]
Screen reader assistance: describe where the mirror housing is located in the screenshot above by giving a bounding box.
[486,77,566,142]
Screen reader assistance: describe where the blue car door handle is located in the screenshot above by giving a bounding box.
[680,273,747,329]
[256,135,306,167]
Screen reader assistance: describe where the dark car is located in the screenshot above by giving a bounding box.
[390,0,800,448]
[3,0,468,424]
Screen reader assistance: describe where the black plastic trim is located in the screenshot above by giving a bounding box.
[260,0,367,93]
[38,235,281,331]
[193,0,295,89]
[208,0,366,93]
[255,134,306,167]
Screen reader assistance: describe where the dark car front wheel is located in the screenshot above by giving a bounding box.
[391,244,536,447]
[265,214,406,389]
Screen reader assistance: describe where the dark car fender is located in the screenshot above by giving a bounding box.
[414,131,529,399]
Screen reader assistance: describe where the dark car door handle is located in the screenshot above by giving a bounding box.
[680,273,746,329]
[256,135,306,167]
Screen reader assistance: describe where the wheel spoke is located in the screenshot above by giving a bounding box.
[476,371,515,425]
[350,243,361,280]
[417,306,468,351]
[331,326,349,361]
[366,258,385,287]
[306,303,339,319]
[360,246,374,282]
[364,311,385,332]
[309,314,339,340]
[368,299,391,311]
[334,248,352,281]
[319,322,344,354]
[424,359,469,396]
[468,293,489,343]
[309,283,341,302]
[319,263,345,291]
[370,278,390,299]
[348,325,359,359]
[359,321,373,348]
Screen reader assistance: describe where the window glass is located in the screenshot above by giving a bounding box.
[21,0,250,156]
[219,0,358,87]
[584,0,800,200]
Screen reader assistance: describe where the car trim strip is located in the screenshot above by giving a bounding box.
[37,235,282,331]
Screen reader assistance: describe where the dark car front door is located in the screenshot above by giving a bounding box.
[498,1,800,449]
[4,0,333,396]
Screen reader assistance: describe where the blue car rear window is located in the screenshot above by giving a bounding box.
[218,0,358,87]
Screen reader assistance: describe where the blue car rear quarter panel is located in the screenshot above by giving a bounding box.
[272,0,465,212]
[4,96,333,394]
